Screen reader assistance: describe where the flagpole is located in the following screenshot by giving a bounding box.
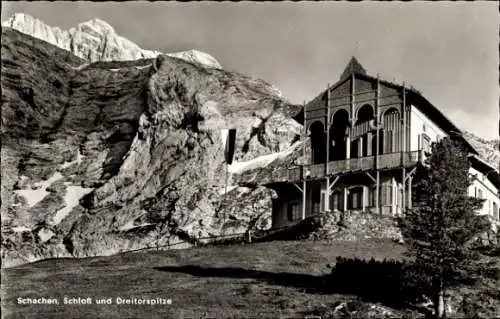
[224,159,228,226]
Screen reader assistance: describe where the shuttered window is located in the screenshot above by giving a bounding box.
[348,187,363,210]
[288,203,301,221]
[332,191,343,211]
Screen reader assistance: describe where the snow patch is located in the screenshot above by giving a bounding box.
[218,185,238,195]
[60,150,84,169]
[49,185,94,225]
[228,143,299,174]
[14,172,63,207]
[38,229,55,243]
[134,64,152,70]
[119,221,154,232]
[70,63,90,71]
[12,226,32,233]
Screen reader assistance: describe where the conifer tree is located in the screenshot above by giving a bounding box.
[399,137,491,318]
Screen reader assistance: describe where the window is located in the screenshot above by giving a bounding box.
[492,202,497,218]
[312,188,321,214]
[351,139,359,159]
[368,187,375,207]
[421,134,431,153]
[385,131,394,153]
[381,184,393,206]
[477,189,483,199]
[332,191,343,211]
[362,134,369,157]
[287,203,301,221]
[312,202,321,214]
[348,187,363,210]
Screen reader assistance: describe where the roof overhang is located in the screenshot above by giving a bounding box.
[469,154,500,191]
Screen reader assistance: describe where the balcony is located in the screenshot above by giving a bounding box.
[268,150,423,184]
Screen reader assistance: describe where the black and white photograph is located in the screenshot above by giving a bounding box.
[1,1,499,318]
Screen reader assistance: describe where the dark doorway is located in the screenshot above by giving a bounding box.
[329,110,349,161]
[310,121,326,164]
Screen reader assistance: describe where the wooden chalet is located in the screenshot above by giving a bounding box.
[267,57,500,229]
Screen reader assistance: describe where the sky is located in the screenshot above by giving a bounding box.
[2,1,499,139]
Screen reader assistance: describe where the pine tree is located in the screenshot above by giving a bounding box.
[398,137,491,318]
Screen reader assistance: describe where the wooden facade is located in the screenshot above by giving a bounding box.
[269,57,499,228]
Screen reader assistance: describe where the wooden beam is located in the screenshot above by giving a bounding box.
[375,74,380,215]
[402,167,406,214]
[302,180,306,220]
[293,183,304,194]
[408,175,413,210]
[365,171,376,183]
[401,84,407,215]
[302,101,307,220]
[343,187,348,213]
[328,176,340,193]
[404,167,417,182]
[325,84,331,212]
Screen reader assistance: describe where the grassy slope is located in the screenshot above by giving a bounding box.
[1,240,406,319]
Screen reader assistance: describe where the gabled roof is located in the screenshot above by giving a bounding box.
[339,56,366,81]
[293,57,479,156]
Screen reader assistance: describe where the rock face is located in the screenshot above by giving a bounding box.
[462,130,500,171]
[1,26,302,267]
[2,13,222,68]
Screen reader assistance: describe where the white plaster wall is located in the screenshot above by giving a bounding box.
[469,167,500,219]
[409,106,447,152]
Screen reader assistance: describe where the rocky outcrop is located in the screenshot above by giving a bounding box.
[462,130,500,171]
[2,13,222,68]
[1,26,301,267]
[307,211,403,242]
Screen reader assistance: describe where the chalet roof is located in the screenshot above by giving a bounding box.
[293,58,479,156]
[339,56,367,81]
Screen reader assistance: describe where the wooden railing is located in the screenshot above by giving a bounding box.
[118,225,294,255]
[269,150,423,183]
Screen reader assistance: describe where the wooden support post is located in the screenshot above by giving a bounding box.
[293,183,303,194]
[302,180,307,220]
[346,73,354,160]
[375,74,380,215]
[358,136,363,157]
[365,172,376,183]
[362,186,366,212]
[346,135,351,159]
[408,175,413,210]
[367,132,373,156]
[325,84,331,212]
[401,83,407,215]
[402,167,406,215]
[302,101,307,220]
[328,176,340,194]
[391,177,397,216]
[343,188,348,212]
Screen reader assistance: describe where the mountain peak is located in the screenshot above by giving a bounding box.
[76,18,115,35]
[2,13,222,68]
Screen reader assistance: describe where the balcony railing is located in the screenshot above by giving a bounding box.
[268,150,423,184]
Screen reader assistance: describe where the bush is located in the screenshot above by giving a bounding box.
[325,257,432,307]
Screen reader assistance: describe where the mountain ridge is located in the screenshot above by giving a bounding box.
[1,26,301,267]
[2,12,222,68]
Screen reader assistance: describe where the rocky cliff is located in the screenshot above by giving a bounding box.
[1,26,302,267]
[2,13,222,68]
[2,14,498,268]
[463,130,500,171]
